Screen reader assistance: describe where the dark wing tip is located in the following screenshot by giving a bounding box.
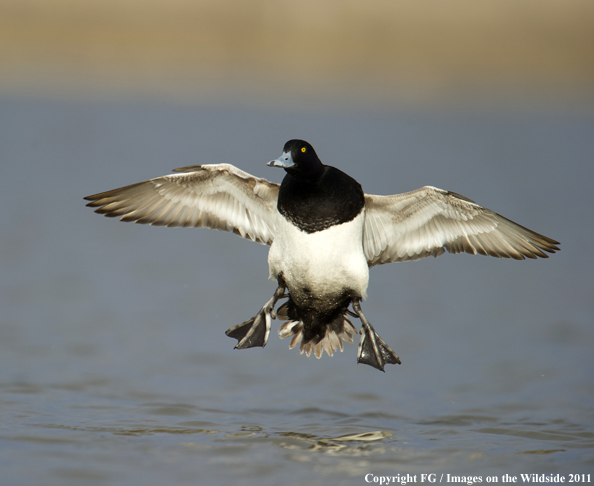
[509,220,561,257]
[84,181,147,203]
[84,193,107,207]
[545,238,561,250]
[84,193,105,204]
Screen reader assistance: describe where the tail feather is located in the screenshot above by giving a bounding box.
[278,314,357,359]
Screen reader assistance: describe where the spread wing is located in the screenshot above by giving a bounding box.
[363,186,560,266]
[84,164,280,245]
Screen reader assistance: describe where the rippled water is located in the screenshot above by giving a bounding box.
[1,95,593,485]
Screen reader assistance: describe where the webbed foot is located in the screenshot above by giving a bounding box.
[352,300,401,372]
[225,284,287,349]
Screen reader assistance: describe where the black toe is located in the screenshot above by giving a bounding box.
[357,333,383,371]
[225,315,268,349]
[357,330,401,371]
[352,299,401,371]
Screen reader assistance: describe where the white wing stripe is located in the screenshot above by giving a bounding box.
[85,164,280,246]
[363,187,559,265]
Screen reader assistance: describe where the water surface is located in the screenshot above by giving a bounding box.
[0,95,592,485]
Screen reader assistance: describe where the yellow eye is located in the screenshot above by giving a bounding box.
[301,147,306,153]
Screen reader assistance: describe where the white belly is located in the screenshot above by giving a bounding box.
[267,212,369,303]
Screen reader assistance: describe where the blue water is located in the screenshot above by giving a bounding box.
[0,95,592,485]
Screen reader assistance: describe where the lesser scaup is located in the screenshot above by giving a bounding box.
[85,139,559,371]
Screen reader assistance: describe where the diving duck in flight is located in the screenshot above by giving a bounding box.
[85,139,559,371]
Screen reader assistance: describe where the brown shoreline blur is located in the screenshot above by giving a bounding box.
[1,0,593,109]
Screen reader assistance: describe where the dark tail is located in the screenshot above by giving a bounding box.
[277,300,357,358]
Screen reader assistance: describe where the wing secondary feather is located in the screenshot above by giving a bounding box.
[84,164,280,245]
[363,186,559,266]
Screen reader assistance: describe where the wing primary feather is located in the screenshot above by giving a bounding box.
[85,165,280,246]
[364,189,558,265]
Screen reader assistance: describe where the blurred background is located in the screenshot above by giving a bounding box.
[1,0,593,109]
[1,1,593,485]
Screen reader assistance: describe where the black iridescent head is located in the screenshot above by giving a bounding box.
[267,139,324,180]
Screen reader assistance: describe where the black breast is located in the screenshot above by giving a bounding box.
[277,166,365,233]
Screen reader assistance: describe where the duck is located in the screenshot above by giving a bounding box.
[84,139,560,371]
